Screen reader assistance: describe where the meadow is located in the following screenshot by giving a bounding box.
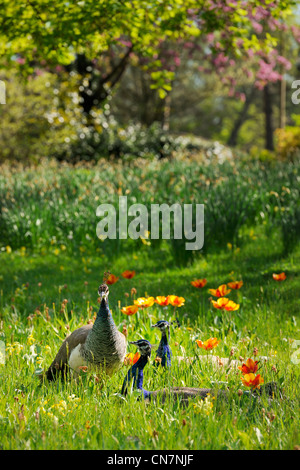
[0,153,299,450]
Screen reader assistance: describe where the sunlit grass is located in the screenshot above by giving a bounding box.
[0,232,299,450]
[0,157,299,449]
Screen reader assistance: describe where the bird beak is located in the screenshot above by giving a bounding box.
[151,323,158,328]
[171,319,181,328]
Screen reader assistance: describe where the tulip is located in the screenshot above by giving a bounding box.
[241,373,264,390]
[134,297,155,308]
[191,279,207,288]
[211,297,239,311]
[155,296,170,306]
[167,295,185,307]
[272,272,286,281]
[124,352,140,365]
[106,274,119,285]
[227,281,243,289]
[239,358,259,375]
[121,270,136,279]
[121,305,139,316]
[209,284,231,297]
[196,337,220,350]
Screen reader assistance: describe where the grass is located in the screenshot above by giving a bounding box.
[0,231,299,450]
[1,155,299,260]
[0,155,299,450]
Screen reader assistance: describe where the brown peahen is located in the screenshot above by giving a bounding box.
[44,283,126,381]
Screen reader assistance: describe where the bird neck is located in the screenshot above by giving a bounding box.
[157,332,171,367]
[121,353,149,395]
[93,298,114,327]
[84,298,116,355]
[99,297,112,317]
[161,331,169,345]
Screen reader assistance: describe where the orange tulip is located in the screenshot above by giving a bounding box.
[209,284,231,297]
[211,297,240,311]
[272,272,286,281]
[106,274,119,285]
[196,337,220,351]
[124,352,140,366]
[167,295,185,307]
[121,305,139,316]
[121,270,136,279]
[155,296,170,306]
[191,279,207,288]
[134,297,155,308]
[239,358,259,375]
[241,373,264,390]
[227,281,243,289]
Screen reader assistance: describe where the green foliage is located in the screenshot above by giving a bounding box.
[267,185,300,253]
[0,69,225,163]
[0,0,296,95]
[53,120,183,162]
[1,155,300,265]
[275,125,300,161]
[0,70,54,161]
[0,68,88,162]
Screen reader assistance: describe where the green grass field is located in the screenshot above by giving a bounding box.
[0,155,299,450]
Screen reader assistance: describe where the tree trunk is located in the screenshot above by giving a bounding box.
[162,92,171,132]
[279,29,286,129]
[227,86,256,147]
[279,78,286,129]
[70,48,133,116]
[263,84,274,151]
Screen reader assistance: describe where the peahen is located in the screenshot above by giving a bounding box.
[44,283,126,381]
[121,339,280,404]
[151,319,180,368]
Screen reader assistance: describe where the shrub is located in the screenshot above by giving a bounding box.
[53,119,182,162]
[0,70,54,162]
[275,120,300,161]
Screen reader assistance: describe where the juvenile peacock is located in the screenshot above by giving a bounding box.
[121,339,280,404]
[121,339,152,399]
[44,283,126,381]
[121,338,225,402]
[151,319,180,368]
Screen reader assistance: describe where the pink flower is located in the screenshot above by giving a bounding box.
[252,21,263,34]
[277,55,292,70]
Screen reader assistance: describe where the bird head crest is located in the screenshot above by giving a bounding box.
[171,318,181,329]
[103,271,111,283]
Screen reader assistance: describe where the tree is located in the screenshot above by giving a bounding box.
[1,0,300,157]
[1,0,298,111]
